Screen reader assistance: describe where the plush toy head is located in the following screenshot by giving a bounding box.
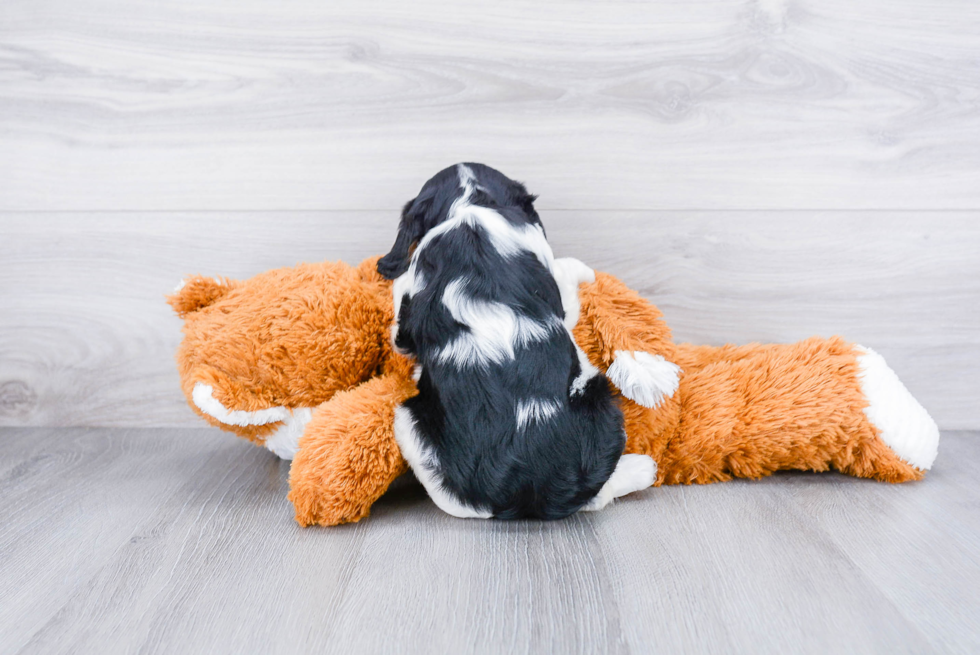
[167,257,398,447]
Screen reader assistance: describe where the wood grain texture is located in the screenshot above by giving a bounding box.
[2,427,978,654]
[1,212,976,429]
[776,430,980,653]
[0,428,223,653]
[1,0,979,211]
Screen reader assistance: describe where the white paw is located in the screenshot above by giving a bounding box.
[581,454,657,512]
[856,346,940,470]
[606,351,681,409]
[610,454,657,496]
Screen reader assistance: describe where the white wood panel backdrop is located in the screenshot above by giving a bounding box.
[0,0,978,429]
[1,213,977,429]
[1,0,979,211]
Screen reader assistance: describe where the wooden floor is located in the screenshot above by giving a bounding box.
[2,427,977,654]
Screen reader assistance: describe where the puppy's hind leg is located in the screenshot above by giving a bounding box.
[393,405,493,519]
[580,454,656,512]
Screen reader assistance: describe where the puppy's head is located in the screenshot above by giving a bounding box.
[377,163,540,280]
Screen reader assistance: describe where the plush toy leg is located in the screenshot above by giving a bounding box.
[288,374,417,527]
[574,270,677,363]
[661,337,938,485]
[573,269,685,464]
[852,345,939,473]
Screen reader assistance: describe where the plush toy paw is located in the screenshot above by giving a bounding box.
[288,375,416,526]
[856,346,940,470]
[607,351,681,409]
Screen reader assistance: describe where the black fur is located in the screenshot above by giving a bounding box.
[379,163,625,520]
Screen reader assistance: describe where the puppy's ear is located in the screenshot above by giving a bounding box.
[519,192,539,218]
[512,182,540,224]
[378,199,425,279]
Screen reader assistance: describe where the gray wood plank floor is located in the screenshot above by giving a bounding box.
[2,427,977,655]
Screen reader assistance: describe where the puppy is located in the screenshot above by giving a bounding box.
[378,163,655,519]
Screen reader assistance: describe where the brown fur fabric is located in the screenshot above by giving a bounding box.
[169,258,926,527]
[288,373,416,526]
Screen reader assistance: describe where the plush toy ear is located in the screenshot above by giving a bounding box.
[166,275,238,318]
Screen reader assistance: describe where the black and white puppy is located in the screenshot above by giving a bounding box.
[377,163,655,520]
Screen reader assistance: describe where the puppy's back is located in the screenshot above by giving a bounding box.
[401,222,625,519]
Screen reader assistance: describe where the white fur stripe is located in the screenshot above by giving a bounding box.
[418,186,553,273]
[447,164,555,273]
[550,257,605,398]
[425,203,554,273]
[515,398,561,430]
[192,383,290,426]
[390,167,560,358]
[438,279,560,367]
[856,346,940,470]
[552,258,596,331]
[393,406,492,519]
[191,382,312,460]
[570,345,601,397]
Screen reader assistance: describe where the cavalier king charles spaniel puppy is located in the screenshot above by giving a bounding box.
[377,163,655,519]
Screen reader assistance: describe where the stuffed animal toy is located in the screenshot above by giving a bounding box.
[168,256,940,527]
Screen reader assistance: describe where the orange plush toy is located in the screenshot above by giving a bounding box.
[168,256,939,527]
